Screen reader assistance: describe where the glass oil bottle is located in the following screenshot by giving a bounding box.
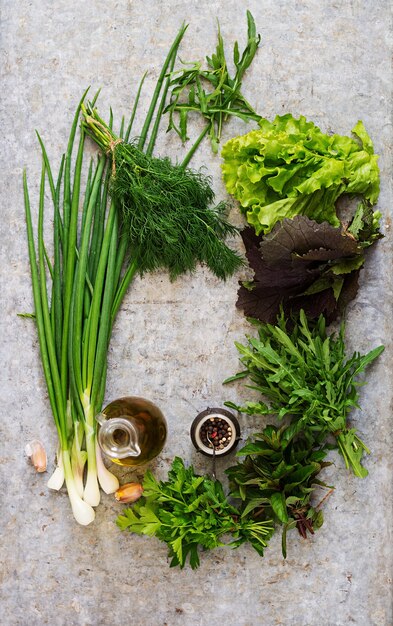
[96,396,167,466]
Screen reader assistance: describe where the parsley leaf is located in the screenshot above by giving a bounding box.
[117,457,274,569]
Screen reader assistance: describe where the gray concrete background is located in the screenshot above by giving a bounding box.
[1,1,392,625]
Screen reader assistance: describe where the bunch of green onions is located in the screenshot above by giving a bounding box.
[23,23,247,524]
[24,90,134,523]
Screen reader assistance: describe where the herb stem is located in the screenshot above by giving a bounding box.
[181,124,210,169]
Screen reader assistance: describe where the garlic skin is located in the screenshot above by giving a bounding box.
[25,440,47,473]
[115,482,143,504]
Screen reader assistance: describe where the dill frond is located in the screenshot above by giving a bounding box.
[112,143,242,279]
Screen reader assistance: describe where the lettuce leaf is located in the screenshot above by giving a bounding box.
[346,202,383,247]
[237,216,364,323]
[222,114,380,235]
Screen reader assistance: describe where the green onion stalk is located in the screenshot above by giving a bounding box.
[24,91,124,523]
[23,23,246,524]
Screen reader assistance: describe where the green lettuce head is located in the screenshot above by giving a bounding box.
[221,114,380,235]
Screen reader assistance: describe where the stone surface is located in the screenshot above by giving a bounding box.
[1,1,392,625]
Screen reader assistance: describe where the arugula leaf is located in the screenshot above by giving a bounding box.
[347,202,382,246]
[226,312,384,477]
[165,11,261,157]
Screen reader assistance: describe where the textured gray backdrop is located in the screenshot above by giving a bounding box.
[1,1,392,625]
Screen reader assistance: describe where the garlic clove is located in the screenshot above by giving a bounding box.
[115,482,143,504]
[25,439,47,473]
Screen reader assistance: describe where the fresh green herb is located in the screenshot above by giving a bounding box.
[117,457,274,569]
[81,104,242,281]
[165,11,261,165]
[221,114,380,236]
[226,424,330,558]
[236,216,365,324]
[224,310,384,478]
[24,94,121,524]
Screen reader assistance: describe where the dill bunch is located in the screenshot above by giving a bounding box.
[112,142,241,279]
[82,104,242,280]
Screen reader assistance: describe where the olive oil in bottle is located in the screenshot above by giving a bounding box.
[96,396,167,466]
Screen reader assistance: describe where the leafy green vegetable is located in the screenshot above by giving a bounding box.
[82,104,242,281]
[117,457,274,568]
[165,11,261,165]
[237,216,365,323]
[221,114,380,235]
[24,92,120,525]
[347,202,383,247]
[224,310,384,478]
[226,424,330,557]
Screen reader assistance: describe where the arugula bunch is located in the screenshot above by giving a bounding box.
[165,11,261,165]
[117,457,274,569]
[224,311,384,478]
[226,425,330,557]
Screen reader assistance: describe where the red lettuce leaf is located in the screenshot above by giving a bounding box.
[237,216,362,323]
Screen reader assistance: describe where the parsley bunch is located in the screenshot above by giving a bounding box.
[117,457,274,569]
[225,311,384,478]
